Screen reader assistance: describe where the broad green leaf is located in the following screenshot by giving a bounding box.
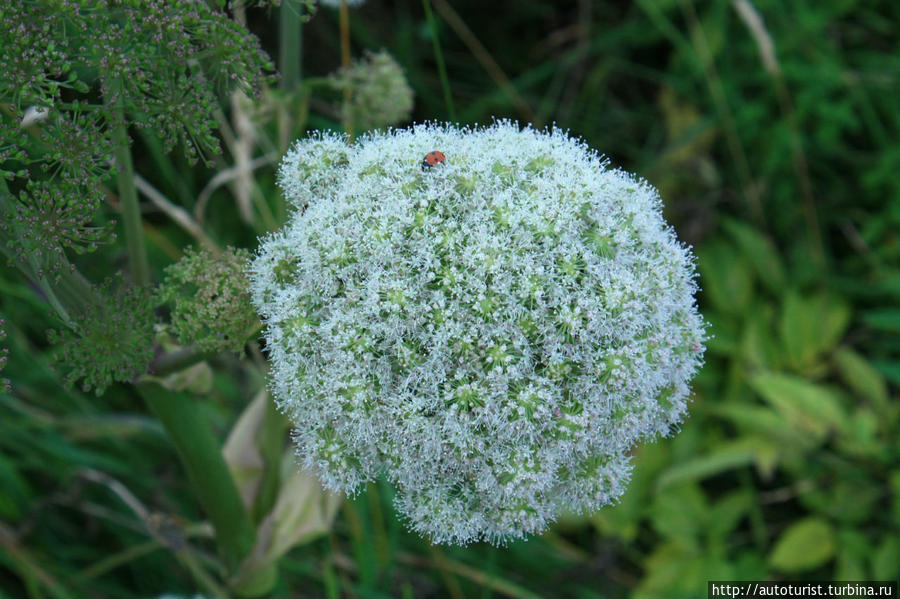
[650,483,707,546]
[833,347,889,410]
[698,240,755,316]
[656,441,756,491]
[769,517,836,572]
[721,218,785,294]
[780,291,851,373]
[749,372,846,441]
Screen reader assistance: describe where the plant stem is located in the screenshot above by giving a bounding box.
[422,0,456,121]
[339,0,354,138]
[109,102,150,286]
[280,0,303,92]
[137,382,256,573]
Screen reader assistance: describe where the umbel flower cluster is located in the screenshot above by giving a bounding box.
[330,50,414,132]
[160,246,259,355]
[251,122,705,544]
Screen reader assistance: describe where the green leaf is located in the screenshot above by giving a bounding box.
[862,308,900,334]
[779,292,851,373]
[835,529,869,580]
[706,490,754,541]
[833,347,889,410]
[870,536,900,579]
[721,218,785,295]
[656,441,756,491]
[769,517,836,572]
[650,483,708,546]
[749,372,846,441]
[871,360,900,386]
[698,240,755,317]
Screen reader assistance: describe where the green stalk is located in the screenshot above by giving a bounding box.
[109,101,150,286]
[279,0,303,92]
[137,382,256,573]
[422,0,456,120]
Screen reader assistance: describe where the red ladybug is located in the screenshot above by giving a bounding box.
[422,150,446,169]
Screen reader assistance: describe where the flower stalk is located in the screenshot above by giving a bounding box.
[109,94,150,286]
[137,382,256,574]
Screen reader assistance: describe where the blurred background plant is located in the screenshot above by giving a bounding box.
[0,0,898,597]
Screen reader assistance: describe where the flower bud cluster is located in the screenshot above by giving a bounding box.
[330,50,414,132]
[160,246,259,354]
[48,279,155,395]
[251,122,705,544]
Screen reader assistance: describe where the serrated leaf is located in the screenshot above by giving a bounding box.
[721,218,785,294]
[749,372,846,441]
[833,347,889,410]
[769,517,836,572]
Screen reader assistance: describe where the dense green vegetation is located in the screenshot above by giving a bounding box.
[1,1,898,597]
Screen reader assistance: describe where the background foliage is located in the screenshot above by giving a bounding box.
[1,0,898,597]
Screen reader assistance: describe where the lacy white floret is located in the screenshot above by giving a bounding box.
[251,121,706,545]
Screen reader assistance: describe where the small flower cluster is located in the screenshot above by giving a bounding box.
[251,122,705,544]
[0,1,274,276]
[48,279,156,395]
[160,247,259,355]
[330,50,414,132]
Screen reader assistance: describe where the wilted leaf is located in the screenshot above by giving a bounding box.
[769,517,836,572]
[223,389,269,509]
[260,454,342,561]
[156,361,214,394]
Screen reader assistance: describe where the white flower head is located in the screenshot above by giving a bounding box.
[251,121,706,545]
